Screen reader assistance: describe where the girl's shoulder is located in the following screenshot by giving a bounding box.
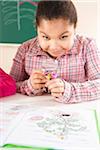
[20,36,39,51]
[15,36,40,56]
[75,34,96,46]
[73,34,98,56]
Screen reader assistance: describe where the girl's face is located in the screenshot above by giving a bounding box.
[37,18,76,58]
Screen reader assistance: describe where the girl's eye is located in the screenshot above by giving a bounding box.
[42,36,49,40]
[60,35,68,40]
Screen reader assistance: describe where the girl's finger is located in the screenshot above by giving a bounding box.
[33,83,45,89]
[32,72,47,80]
[47,79,64,90]
[51,87,64,93]
[51,92,63,98]
[33,79,47,84]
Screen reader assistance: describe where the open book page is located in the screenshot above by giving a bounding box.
[0,102,36,146]
[5,108,99,149]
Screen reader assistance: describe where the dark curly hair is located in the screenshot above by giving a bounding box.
[36,0,77,28]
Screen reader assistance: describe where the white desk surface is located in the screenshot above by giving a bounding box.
[1,93,100,111]
[0,94,100,150]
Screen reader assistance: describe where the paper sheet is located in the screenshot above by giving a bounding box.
[0,102,36,146]
[5,108,99,149]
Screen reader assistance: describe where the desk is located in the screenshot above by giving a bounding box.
[0,93,100,150]
[1,93,100,110]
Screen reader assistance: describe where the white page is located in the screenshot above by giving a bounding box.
[5,108,99,149]
[0,102,36,146]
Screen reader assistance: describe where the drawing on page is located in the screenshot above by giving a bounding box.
[28,110,87,140]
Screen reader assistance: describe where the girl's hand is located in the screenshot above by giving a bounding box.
[45,78,65,98]
[30,70,47,90]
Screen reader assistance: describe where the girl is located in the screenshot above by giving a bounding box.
[10,0,100,103]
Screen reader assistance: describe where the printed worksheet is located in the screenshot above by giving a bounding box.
[4,108,99,149]
[0,102,36,146]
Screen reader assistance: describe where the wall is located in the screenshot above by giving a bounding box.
[73,0,98,40]
[0,44,20,73]
[73,0,100,48]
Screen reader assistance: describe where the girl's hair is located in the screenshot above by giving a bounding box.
[36,0,77,28]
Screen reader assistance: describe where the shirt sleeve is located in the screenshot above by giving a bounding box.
[55,39,100,103]
[10,43,45,96]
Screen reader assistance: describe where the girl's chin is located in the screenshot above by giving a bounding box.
[45,50,65,58]
[50,52,64,58]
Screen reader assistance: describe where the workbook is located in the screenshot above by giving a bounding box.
[0,105,100,149]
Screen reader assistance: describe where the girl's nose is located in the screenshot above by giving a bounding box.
[49,40,60,50]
